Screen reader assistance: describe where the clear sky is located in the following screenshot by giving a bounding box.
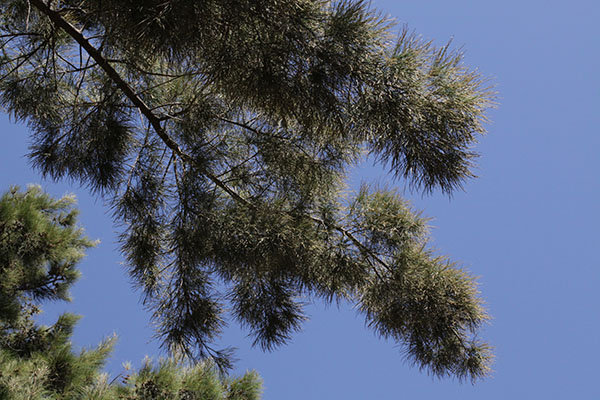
[1,0,599,398]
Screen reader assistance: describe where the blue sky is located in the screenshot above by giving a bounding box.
[1,0,599,398]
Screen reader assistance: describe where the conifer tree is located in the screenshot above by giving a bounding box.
[0,186,263,399]
[0,0,494,380]
[0,185,108,398]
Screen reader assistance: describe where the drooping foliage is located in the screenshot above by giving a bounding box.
[0,0,494,380]
[0,186,263,399]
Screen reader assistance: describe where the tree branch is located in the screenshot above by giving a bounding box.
[308,214,391,273]
[29,0,250,207]
[29,0,392,276]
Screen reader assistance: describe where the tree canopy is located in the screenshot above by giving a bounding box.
[0,0,494,381]
[0,186,263,399]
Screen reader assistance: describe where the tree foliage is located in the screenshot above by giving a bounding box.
[0,0,494,380]
[0,185,94,331]
[0,186,262,399]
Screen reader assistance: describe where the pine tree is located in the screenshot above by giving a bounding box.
[0,185,103,398]
[0,0,494,380]
[0,186,263,399]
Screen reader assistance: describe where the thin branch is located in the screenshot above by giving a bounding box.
[72,53,93,101]
[218,116,263,136]
[309,213,392,273]
[0,40,48,81]
[0,32,42,39]
[110,58,201,78]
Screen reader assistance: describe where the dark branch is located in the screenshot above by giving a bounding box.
[29,0,251,207]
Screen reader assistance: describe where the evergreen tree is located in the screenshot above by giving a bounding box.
[0,185,104,398]
[0,186,263,399]
[0,0,494,380]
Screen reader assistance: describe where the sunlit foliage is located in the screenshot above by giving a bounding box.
[0,0,494,380]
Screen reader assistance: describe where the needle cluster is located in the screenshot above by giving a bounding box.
[0,0,494,380]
